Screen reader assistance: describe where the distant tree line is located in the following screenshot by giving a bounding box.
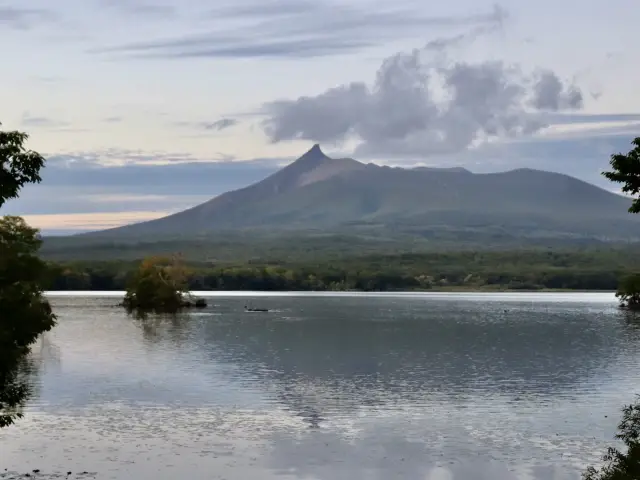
[45,250,634,292]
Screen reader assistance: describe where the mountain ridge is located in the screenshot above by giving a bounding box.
[76,144,639,241]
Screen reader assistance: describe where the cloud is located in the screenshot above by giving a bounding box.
[423,12,507,52]
[90,3,508,59]
[30,75,66,85]
[21,113,70,129]
[260,29,589,157]
[212,0,321,18]
[39,152,281,185]
[45,148,213,166]
[0,6,55,30]
[0,153,283,232]
[177,118,239,132]
[22,211,174,232]
[15,191,209,216]
[130,38,374,59]
[96,0,176,18]
[440,132,634,179]
[203,118,238,131]
[542,113,640,125]
[531,70,583,111]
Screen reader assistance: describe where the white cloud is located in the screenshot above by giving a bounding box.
[261,32,588,158]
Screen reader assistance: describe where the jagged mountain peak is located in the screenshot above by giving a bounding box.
[293,144,330,165]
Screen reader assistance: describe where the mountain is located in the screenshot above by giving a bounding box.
[78,144,640,241]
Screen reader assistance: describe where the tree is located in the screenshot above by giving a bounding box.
[0,122,46,207]
[603,137,640,309]
[0,123,56,427]
[0,217,56,354]
[603,137,640,213]
[584,397,640,479]
[122,255,192,314]
[616,274,640,310]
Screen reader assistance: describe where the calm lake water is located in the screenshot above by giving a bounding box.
[1,292,639,480]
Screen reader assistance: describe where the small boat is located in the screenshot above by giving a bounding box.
[244,305,269,312]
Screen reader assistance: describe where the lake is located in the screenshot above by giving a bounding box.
[1,292,638,480]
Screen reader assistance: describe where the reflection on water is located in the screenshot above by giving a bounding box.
[0,337,54,430]
[1,293,638,480]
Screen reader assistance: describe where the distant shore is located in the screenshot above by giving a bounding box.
[45,288,617,295]
[45,250,630,293]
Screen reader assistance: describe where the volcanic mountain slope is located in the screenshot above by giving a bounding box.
[80,144,640,240]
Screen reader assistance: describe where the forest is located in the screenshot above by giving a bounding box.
[46,247,640,292]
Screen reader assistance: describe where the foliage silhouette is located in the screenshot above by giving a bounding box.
[603,137,640,214]
[584,397,640,479]
[0,123,56,427]
[616,274,640,310]
[603,137,640,309]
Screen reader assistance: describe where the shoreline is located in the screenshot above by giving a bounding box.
[44,288,617,296]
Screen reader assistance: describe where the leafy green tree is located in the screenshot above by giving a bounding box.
[122,255,191,314]
[603,137,640,308]
[0,216,56,354]
[603,137,640,213]
[616,274,640,310]
[584,397,640,479]
[0,122,46,207]
[0,123,56,427]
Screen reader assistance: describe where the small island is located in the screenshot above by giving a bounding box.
[121,256,207,314]
[616,273,640,311]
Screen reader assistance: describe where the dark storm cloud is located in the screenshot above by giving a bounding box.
[90,3,507,59]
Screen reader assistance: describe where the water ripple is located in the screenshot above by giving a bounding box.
[1,293,637,480]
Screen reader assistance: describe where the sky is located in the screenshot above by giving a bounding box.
[1,0,639,234]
